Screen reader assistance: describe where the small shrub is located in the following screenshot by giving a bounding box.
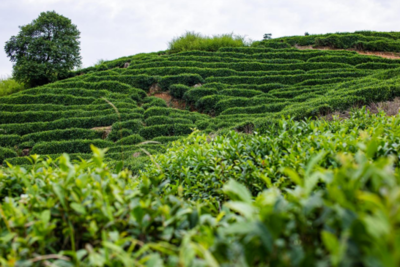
[0,77,25,96]
[168,31,249,53]
[0,147,17,163]
[115,134,144,145]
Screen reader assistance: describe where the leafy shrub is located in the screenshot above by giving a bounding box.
[0,77,25,97]
[107,129,133,142]
[21,128,103,144]
[115,134,144,145]
[142,97,167,109]
[0,135,21,147]
[152,135,183,143]
[0,147,17,163]
[169,84,190,99]
[31,139,113,154]
[168,31,249,53]
[0,113,143,135]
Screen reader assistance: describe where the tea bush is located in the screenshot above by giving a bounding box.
[1,110,400,265]
[168,31,248,53]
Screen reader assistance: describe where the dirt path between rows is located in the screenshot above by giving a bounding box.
[295,45,400,60]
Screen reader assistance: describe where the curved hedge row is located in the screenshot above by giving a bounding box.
[145,116,193,126]
[0,102,138,112]
[205,71,369,85]
[0,108,139,124]
[0,113,143,135]
[21,128,104,144]
[139,123,194,139]
[31,139,114,154]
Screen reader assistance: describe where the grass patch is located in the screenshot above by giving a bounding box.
[168,31,250,53]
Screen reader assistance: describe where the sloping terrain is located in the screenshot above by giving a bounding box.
[2,33,400,168]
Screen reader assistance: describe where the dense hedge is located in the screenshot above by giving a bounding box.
[129,60,354,72]
[205,71,368,85]
[145,116,193,126]
[215,96,278,114]
[184,87,218,103]
[31,139,113,154]
[143,106,201,119]
[221,102,288,115]
[355,40,400,52]
[195,95,225,113]
[152,135,184,143]
[0,102,138,112]
[0,135,21,147]
[169,84,190,99]
[122,66,306,78]
[139,123,194,139]
[307,55,400,65]
[158,74,205,90]
[0,113,143,136]
[0,147,17,164]
[0,94,96,105]
[83,75,158,91]
[0,108,138,124]
[47,80,139,94]
[314,34,390,49]
[115,134,144,145]
[21,128,104,144]
[142,97,167,109]
[356,62,400,69]
[219,88,263,97]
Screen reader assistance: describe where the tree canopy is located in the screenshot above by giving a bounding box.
[4,11,81,87]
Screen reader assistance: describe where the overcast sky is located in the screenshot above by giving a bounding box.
[1,0,399,77]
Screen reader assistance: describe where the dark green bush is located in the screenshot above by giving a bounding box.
[115,134,144,145]
[195,95,225,113]
[0,108,137,124]
[184,87,218,104]
[152,136,184,143]
[139,123,194,139]
[145,116,193,126]
[107,129,133,142]
[158,74,205,90]
[0,94,96,105]
[0,147,17,163]
[31,139,113,154]
[21,128,103,144]
[0,113,143,136]
[219,88,263,97]
[0,135,21,147]
[0,102,137,112]
[169,84,191,99]
[142,97,167,109]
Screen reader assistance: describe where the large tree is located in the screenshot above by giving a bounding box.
[5,11,81,87]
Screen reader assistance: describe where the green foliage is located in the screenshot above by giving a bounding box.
[169,84,190,99]
[0,147,17,163]
[142,97,167,109]
[0,77,25,96]
[4,11,81,86]
[21,128,103,144]
[168,31,249,53]
[31,139,113,154]
[2,112,400,265]
[115,134,144,145]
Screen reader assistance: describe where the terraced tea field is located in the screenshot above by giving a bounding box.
[1,43,400,168]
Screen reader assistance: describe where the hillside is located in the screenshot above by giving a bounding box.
[1,31,400,266]
[2,31,400,168]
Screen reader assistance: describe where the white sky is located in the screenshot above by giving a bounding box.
[1,0,399,77]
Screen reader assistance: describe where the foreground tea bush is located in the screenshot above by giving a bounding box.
[1,110,400,266]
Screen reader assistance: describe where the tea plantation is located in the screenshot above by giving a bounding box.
[2,32,400,167]
[1,31,400,266]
